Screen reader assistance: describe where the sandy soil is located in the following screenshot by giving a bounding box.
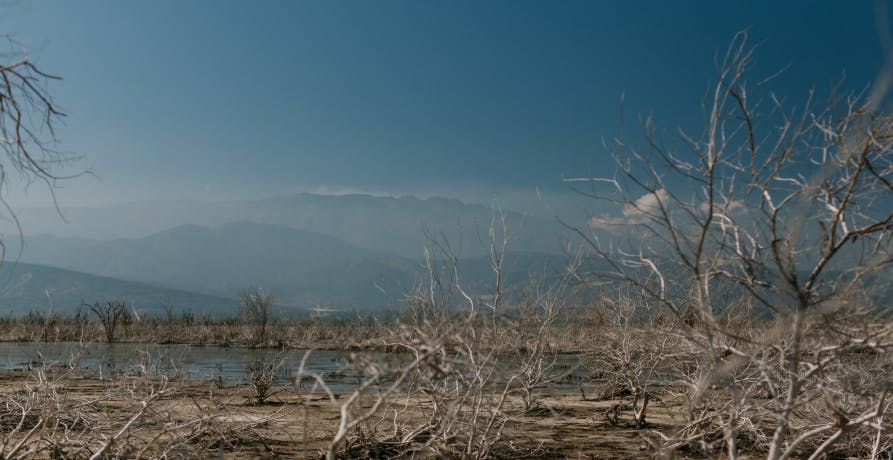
[0,371,690,459]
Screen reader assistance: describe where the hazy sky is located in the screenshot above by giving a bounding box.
[2,1,888,213]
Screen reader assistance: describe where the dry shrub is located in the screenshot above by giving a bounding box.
[570,31,893,460]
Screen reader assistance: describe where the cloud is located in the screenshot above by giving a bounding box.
[287,185,400,198]
[589,189,670,231]
[699,199,745,214]
[587,215,627,230]
[589,189,751,233]
[623,188,669,219]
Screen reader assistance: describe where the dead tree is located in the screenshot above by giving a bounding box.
[569,31,893,459]
[87,301,127,344]
[0,36,83,261]
[240,288,274,346]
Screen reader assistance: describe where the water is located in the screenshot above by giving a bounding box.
[0,342,376,389]
[0,342,583,392]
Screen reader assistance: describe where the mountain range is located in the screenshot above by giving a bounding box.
[0,262,237,317]
[8,193,571,258]
[0,194,576,315]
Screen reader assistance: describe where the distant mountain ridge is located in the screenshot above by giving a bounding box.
[8,193,567,258]
[14,221,568,312]
[0,262,238,316]
[17,222,417,309]
[2,193,574,313]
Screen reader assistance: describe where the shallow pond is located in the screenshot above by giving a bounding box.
[0,342,583,392]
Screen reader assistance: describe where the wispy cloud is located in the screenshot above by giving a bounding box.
[286,185,401,198]
[589,189,670,231]
[588,189,749,234]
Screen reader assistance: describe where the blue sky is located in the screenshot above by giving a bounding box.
[2,1,888,214]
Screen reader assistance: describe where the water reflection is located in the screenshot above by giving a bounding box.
[0,342,583,393]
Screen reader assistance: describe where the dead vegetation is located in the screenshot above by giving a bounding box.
[565,31,893,459]
[1,33,892,458]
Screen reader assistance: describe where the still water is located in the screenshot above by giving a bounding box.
[0,342,378,389]
[0,342,583,392]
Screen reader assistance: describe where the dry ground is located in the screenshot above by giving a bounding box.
[0,371,689,459]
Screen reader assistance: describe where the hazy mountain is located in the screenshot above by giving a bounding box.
[235,194,566,258]
[14,221,570,312]
[3,193,576,311]
[8,193,569,258]
[17,222,418,309]
[0,262,238,317]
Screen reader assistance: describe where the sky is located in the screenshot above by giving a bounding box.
[1,1,889,215]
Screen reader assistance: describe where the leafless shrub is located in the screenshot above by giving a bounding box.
[290,208,574,459]
[240,288,274,346]
[246,352,286,405]
[584,293,682,428]
[0,347,296,458]
[569,30,893,459]
[86,300,127,344]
